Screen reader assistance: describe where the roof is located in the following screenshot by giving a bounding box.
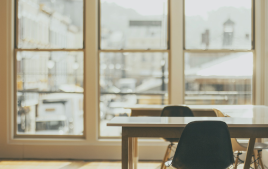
[129,20,162,27]
[223,18,235,25]
[185,53,253,78]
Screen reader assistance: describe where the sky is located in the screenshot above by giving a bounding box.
[101,0,251,17]
[101,0,167,15]
[185,0,251,19]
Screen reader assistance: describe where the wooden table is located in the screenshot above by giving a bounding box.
[126,105,261,117]
[107,114,268,169]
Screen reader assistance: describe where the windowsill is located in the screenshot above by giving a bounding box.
[8,136,168,146]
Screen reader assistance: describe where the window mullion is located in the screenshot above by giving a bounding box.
[169,0,184,104]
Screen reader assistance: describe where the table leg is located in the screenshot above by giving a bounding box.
[243,138,256,169]
[128,137,133,169]
[122,131,128,169]
[133,138,138,169]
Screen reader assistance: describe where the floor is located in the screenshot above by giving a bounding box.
[0,160,162,169]
[0,160,258,169]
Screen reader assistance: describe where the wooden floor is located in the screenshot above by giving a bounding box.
[0,160,255,169]
[0,160,161,169]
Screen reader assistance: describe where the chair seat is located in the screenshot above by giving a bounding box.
[239,142,268,150]
[163,138,180,143]
[165,160,172,167]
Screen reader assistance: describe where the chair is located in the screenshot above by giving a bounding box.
[165,121,234,169]
[213,109,268,169]
[160,106,194,169]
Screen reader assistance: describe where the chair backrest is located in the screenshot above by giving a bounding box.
[171,121,234,169]
[213,109,225,117]
[161,106,194,117]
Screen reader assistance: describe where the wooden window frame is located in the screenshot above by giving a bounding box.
[14,0,86,138]
[97,0,172,139]
[183,0,256,105]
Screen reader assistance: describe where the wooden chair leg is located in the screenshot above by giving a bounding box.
[133,138,138,169]
[233,152,240,169]
[160,144,172,169]
[253,151,258,169]
[257,150,265,169]
[245,138,256,169]
[128,137,133,169]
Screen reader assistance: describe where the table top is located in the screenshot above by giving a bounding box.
[107,117,268,128]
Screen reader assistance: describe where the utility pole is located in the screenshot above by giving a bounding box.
[201,29,210,49]
[161,56,165,105]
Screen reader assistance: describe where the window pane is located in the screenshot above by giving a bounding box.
[185,52,252,105]
[185,0,252,50]
[17,51,84,135]
[18,0,83,49]
[100,0,168,50]
[99,52,168,137]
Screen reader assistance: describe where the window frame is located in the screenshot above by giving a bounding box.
[98,0,171,139]
[12,0,257,140]
[98,0,170,51]
[183,0,256,105]
[183,0,255,51]
[14,0,86,138]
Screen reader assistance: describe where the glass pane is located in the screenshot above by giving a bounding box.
[18,0,83,49]
[17,51,84,135]
[100,0,168,50]
[185,52,253,105]
[99,52,168,137]
[185,0,252,50]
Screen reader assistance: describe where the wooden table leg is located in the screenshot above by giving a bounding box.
[133,138,138,169]
[122,129,128,169]
[128,137,133,169]
[243,138,256,169]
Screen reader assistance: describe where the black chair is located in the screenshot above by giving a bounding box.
[160,106,194,169]
[166,121,234,169]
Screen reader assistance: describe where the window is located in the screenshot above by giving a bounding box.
[185,52,253,105]
[15,0,84,136]
[185,0,252,50]
[184,0,253,105]
[4,0,265,160]
[101,0,168,50]
[13,0,254,139]
[99,0,169,137]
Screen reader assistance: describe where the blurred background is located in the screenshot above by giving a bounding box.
[16,0,253,138]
